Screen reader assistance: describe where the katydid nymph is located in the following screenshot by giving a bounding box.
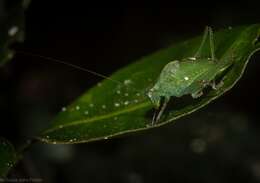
[18,26,233,126]
[148,26,234,125]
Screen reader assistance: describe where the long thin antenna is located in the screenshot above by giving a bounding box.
[17,50,122,85]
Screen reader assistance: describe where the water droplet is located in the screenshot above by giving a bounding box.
[114,103,120,107]
[124,93,129,96]
[84,111,89,115]
[61,107,67,112]
[8,26,19,36]
[116,90,121,94]
[188,57,196,61]
[124,101,129,105]
[124,79,132,85]
[76,106,80,110]
[102,105,106,109]
[184,76,189,81]
[89,103,94,107]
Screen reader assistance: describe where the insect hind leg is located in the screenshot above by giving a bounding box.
[208,27,216,61]
[194,26,217,62]
[194,26,209,58]
[211,80,224,90]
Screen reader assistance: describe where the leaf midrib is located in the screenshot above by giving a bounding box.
[43,101,151,134]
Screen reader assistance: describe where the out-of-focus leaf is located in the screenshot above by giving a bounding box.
[0,138,17,178]
[0,0,29,66]
[39,24,260,144]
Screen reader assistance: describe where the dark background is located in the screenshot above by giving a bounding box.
[1,1,260,182]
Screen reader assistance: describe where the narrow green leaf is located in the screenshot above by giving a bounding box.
[39,24,260,144]
[0,138,17,178]
[0,0,29,66]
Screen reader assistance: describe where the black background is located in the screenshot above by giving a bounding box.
[1,1,260,182]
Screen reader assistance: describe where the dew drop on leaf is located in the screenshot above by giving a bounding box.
[114,103,120,107]
[124,79,132,85]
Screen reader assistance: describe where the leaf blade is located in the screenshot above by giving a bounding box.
[0,138,17,178]
[0,0,28,66]
[39,24,260,144]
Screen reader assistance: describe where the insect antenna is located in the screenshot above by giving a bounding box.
[16,50,144,94]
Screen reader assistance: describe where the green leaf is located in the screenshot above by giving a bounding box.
[39,24,260,144]
[0,0,29,66]
[0,138,17,178]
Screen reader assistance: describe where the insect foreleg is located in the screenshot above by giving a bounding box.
[152,97,170,125]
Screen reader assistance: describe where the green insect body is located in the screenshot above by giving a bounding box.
[148,26,233,124]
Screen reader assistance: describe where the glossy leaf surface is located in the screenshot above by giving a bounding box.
[39,24,260,144]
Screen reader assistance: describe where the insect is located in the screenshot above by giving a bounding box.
[147,26,234,125]
[18,26,233,126]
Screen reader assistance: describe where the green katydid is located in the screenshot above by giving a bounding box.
[148,26,234,124]
[18,26,233,126]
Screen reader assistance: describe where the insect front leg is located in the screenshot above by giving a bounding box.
[152,97,170,125]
